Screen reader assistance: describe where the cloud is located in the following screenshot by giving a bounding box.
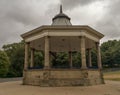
[0,0,52,25]
[60,0,104,10]
[94,0,120,42]
[0,0,120,48]
[0,0,57,48]
[61,0,120,42]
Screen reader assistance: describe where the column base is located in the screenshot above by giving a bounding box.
[44,66,50,69]
[24,68,28,71]
[98,67,102,70]
[81,66,87,69]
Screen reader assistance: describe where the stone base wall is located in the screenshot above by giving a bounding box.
[23,69,104,86]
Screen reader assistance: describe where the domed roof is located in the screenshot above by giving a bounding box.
[52,13,70,21]
[52,5,72,25]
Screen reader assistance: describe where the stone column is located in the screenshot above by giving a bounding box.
[49,52,52,68]
[96,42,102,69]
[69,51,72,68]
[30,48,34,68]
[44,36,50,69]
[88,49,92,67]
[24,42,29,70]
[80,36,87,69]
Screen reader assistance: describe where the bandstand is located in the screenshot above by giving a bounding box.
[21,6,104,86]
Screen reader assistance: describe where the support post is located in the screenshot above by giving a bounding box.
[80,36,87,69]
[49,52,52,68]
[30,48,34,68]
[88,49,92,67]
[44,36,50,69]
[96,42,102,69]
[24,43,29,70]
[69,51,72,68]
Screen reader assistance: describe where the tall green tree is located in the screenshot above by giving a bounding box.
[101,40,120,68]
[2,41,24,77]
[0,50,10,77]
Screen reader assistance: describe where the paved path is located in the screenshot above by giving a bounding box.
[0,77,22,83]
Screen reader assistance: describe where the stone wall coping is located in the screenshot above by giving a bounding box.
[25,68,100,72]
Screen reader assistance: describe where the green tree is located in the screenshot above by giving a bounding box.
[52,52,69,68]
[72,52,81,68]
[2,41,24,77]
[101,40,120,68]
[34,51,44,68]
[0,50,10,77]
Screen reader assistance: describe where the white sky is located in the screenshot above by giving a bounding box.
[0,0,120,48]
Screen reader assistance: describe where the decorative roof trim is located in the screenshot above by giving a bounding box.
[21,25,104,39]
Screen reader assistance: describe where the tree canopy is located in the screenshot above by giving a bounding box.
[2,41,24,77]
[101,40,120,68]
[0,50,10,77]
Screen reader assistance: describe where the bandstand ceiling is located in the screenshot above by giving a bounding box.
[30,36,95,52]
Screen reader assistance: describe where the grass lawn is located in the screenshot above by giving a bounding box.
[103,71,120,81]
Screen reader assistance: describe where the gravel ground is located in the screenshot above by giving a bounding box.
[0,80,120,95]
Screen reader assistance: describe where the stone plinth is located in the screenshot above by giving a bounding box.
[23,69,104,86]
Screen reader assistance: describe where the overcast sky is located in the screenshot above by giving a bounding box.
[0,0,120,48]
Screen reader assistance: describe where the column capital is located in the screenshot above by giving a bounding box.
[45,36,50,38]
[95,42,100,45]
[78,36,86,39]
[30,48,35,51]
[86,48,92,51]
[25,42,30,44]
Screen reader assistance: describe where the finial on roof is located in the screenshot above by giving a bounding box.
[52,4,72,25]
[60,5,63,13]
